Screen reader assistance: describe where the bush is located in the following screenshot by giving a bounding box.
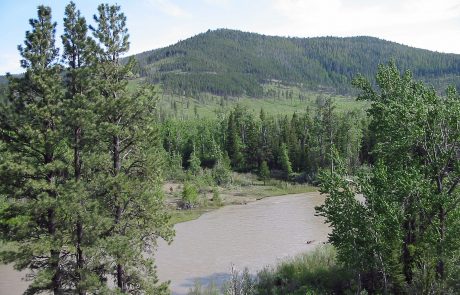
[184,246,355,295]
[165,151,186,181]
[223,265,255,295]
[255,246,354,294]
[188,150,202,176]
[188,281,220,295]
[212,155,232,186]
[258,160,270,185]
[181,182,199,209]
[211,187,223,206]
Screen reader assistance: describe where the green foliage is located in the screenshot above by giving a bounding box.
[188,148,202,176]
[226,108,246,170]
[182,182,199,209]
[187,246,354,295]
[88,4,174,293]
[211,187,223,206]
[255,246,353,295]
[259,161,270,185]
[222,266,255,295]
[279,143,293,179]
[165,151,186,180]
[61,3,102,292]
[0,6,66,294]
[212,153,232,186]
[0,3,173,294]
[160,102,367,182]
[135,29,460,97]
[188,281,220,295]
[317,62,460,293]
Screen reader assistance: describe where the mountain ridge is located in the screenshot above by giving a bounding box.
[2,29,460,97]
[133,28,460,96]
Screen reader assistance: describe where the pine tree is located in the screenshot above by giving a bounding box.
[279,143,293,180]
[244,113,260,171]
[212,152,232,186]
[61,2,102,293]
[90,4,173,293]
[0,6,67,294]
[259,108,273,165]
[225,112,245,170]
[188,147,202,176]
[322,97,336,173]
[259,160,270,185]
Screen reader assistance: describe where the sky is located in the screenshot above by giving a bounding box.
[1,0,460,74]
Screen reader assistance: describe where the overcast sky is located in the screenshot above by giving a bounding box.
[2,0,460,74]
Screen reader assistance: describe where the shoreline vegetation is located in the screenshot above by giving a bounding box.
[2,2,460,294]
[166,172,317,224]
[0,175,316,252]
[187,245,356,295]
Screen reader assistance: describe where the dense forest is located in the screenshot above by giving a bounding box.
[2,2,460,295]
[3,29,460,99]
[134,29,460,96]
[160,99,367,183]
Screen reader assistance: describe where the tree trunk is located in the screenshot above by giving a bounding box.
[436,206,446,280]
[402,217,416,284]
[74,126,86,295]
[45,148,62,294]
[117,264,126,292]
[113,135,126,292]
[74,127,82,181]
[76,220,84,294]
[49,208,62,294]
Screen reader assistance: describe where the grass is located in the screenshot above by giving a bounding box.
[0,240,19,261]
[169,205,221,224]
[152,82,367,120]
[221,183,317,204]
[255,245,353,294]
[187,245,356,295]
[226,172,317,198]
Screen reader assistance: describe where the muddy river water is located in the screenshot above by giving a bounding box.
[0,192,328,295]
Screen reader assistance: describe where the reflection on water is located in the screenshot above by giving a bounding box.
[0,192,328,295]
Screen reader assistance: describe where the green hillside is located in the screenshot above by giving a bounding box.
[134,29,460,96]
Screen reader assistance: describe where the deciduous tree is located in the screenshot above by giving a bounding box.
[317,62,460,293]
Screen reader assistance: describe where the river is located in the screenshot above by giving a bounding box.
[0,192,328,295]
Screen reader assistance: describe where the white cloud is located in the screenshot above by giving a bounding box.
[203,0,230,5]
[268,0,460,53]
[130,25,201,54]
[146,0,191,17]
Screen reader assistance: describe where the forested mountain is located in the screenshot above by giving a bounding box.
[134,29,460,96]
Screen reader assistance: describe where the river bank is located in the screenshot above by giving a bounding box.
[0,191,327,295]
[165,173,317,224]
[156,192,328,295]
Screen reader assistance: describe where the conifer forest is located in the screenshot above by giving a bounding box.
[1,2,460,295]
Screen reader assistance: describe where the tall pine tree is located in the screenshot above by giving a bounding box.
[90,4,173,293]
[0,6,67,294]
[61,2,103,293]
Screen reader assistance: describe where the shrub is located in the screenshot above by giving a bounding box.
[258,160,270,185]
[181,182,199,209]
[212,187,223,206]
[212,155,232,186]
[255,246,354,294]
[188,281,220,295]
[223,265,255,295]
